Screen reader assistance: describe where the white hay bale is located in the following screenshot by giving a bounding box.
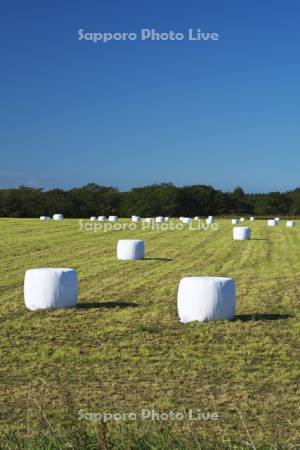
[108,216,118,222]
[155,216,164,223]
[268,219,277,226]
[98,216,106,221]
[182,217,192,224]
[132,215,140,222]
[53,214,63,221]
[144,218,152,223]
[40,216,49,221]
[206,218,214,225]
[239,217,245,222]
[90,216,97,221]
[194,216,199,220]
[177,276,236,323]
[165,217,170,221]
[275,217,280,223]
[24,268,77,310]
[233,226,251,240]
[208,216,213,220]
[117,239,144,260]
[231,219,238,225]
[250,217,255,221]
[179,217,183,221]
[286,220,295,227]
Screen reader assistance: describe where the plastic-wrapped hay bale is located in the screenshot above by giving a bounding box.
[108,216,118,222]
[239,218,245,222]
[24,268,78,310]
[231,219,238,225]
[250,217,255,221]
[275,217,280,223]
[182,217,192,224]
[165,217,170,221]
[117,240,144,260]
[268,219,277,226]
[53,214,63,220]
[206,218,214,225]
[90,216,97,221]
[156,216,164,223]
[286,220,295,227]
[208,216,213,220]
[233,227,251,240]
[194,216,199,220]
[40,216,49,221]
[132,216,140,222]
[179,217,183,221]
[98,216,106,221]
[178,276,236,323]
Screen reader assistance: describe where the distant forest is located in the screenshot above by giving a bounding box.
[1,183,300,217]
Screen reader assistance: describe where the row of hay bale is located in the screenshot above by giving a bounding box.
[268,217,280,226]
[267,218,295,227]
[231,217,254,224]
[24,208,297,322]
[40,214,297,229]
[40,214,120,222]
[40,214,64,221]
[233,221,296,241]
[90,216,118,222]
[179,216,214,224]
[92,216,170,222]
[87,216,214,224]
[23,238,236,322]
[24,265,235,323]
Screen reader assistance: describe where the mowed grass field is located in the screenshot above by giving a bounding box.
[0,218,299,448]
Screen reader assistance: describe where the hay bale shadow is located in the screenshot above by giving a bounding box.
[77,301,138,309]
[144,257,172,261]
[235,313,291,322]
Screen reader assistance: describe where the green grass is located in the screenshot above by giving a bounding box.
[0,218,299,449]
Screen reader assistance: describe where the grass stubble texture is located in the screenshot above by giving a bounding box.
[0,218,299,449]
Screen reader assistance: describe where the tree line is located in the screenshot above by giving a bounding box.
[0,183,300,218]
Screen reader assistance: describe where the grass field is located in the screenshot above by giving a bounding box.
[0,218,299,449]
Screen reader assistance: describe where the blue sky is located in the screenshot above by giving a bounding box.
[0,0,299,192]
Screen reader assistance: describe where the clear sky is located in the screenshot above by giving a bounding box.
[1,0,299,192]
